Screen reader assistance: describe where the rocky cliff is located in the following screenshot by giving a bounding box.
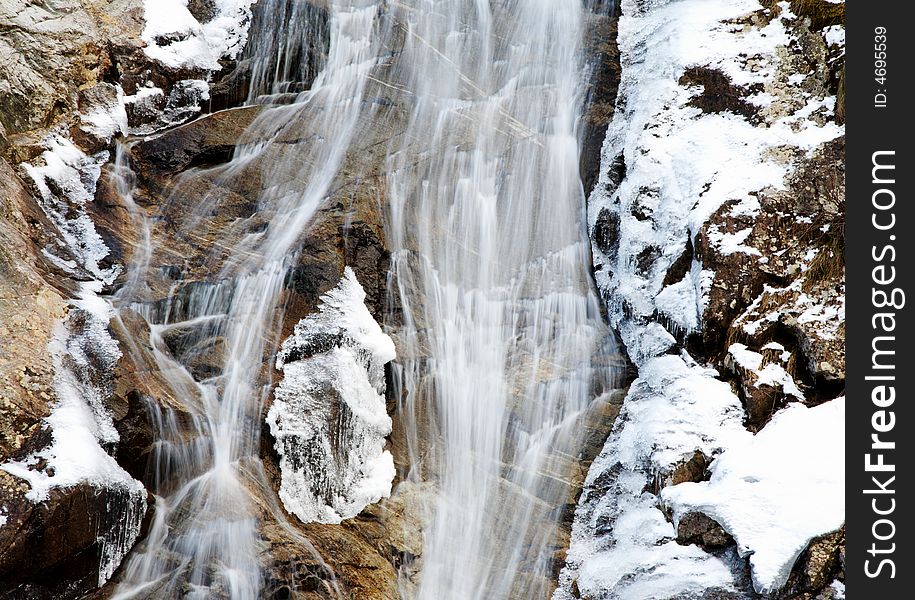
[0,1,844,599]
[557,1,845,598]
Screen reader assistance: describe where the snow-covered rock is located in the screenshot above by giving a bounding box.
[556,354,748,600]
[267,267,397,524]
[558,0,846,596]
[141,0,257,71]
[663,398,845,593]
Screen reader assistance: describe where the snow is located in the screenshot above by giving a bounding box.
[266,268,396,524]
[0,284,140,490]
[823,24,845,47]
[22,135,116,282]
[124,79,213,135]
[5,131,147,585]
[616,355,747,474]
[738,279,845,342]
[0,282,146,585]
[588,0,843,360]
[80,86,128,141]
[709,226,763,256]
[142,0,256,70]
[728,343,803,399]
[663,398,845,593]
[555,353,747,599]
[560,0,846,597]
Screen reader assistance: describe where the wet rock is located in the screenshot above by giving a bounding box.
[579,2,622,197]
[593,207,620,259]
[0,475,148,600]
[132,105,267,179]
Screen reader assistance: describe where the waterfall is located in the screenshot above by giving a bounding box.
[111,2,381,598]
[382,1,620,598]
[108,1,620,598]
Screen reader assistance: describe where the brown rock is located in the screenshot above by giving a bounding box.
[783,526,845,597]
[579,2,622,197]
[0,473,149,600]
[676,512,733,549]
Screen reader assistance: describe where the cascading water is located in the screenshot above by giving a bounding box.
[107,0,619,598]
[110,2,381,598]
[382,1,620,598]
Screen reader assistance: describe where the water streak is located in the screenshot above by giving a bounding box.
[110,1,618,598]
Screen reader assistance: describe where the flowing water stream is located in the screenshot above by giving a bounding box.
[109,1,619,598]
[382,2,618,598]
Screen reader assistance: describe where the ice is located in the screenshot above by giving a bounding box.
[0,282,146,585]
[22,135,116,283]
[556,353,747,599]
[663,398,845,593]
[266,268,396,524]
[7,130,147,585]
[614,355,747,478]
[142,0,256,70]
[588,0,843,360]
[80,86,129,141]
[654,263,712,335]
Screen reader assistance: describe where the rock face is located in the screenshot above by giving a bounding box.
[0,1,262,596]
[558,1,845,598]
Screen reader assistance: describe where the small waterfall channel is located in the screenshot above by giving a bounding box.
[111,2,382,598]
[107,1,622,598]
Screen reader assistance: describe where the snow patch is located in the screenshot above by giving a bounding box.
[0,282,146,584]
[614,355,747,477]
[555,354,746,599]
[663,398,845,593]
[823,25,845,48]
[22,135,116,282]
[266,267,396,524]
[142,0,256,70]
[6,132,146,585]
[728,343,803,399]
